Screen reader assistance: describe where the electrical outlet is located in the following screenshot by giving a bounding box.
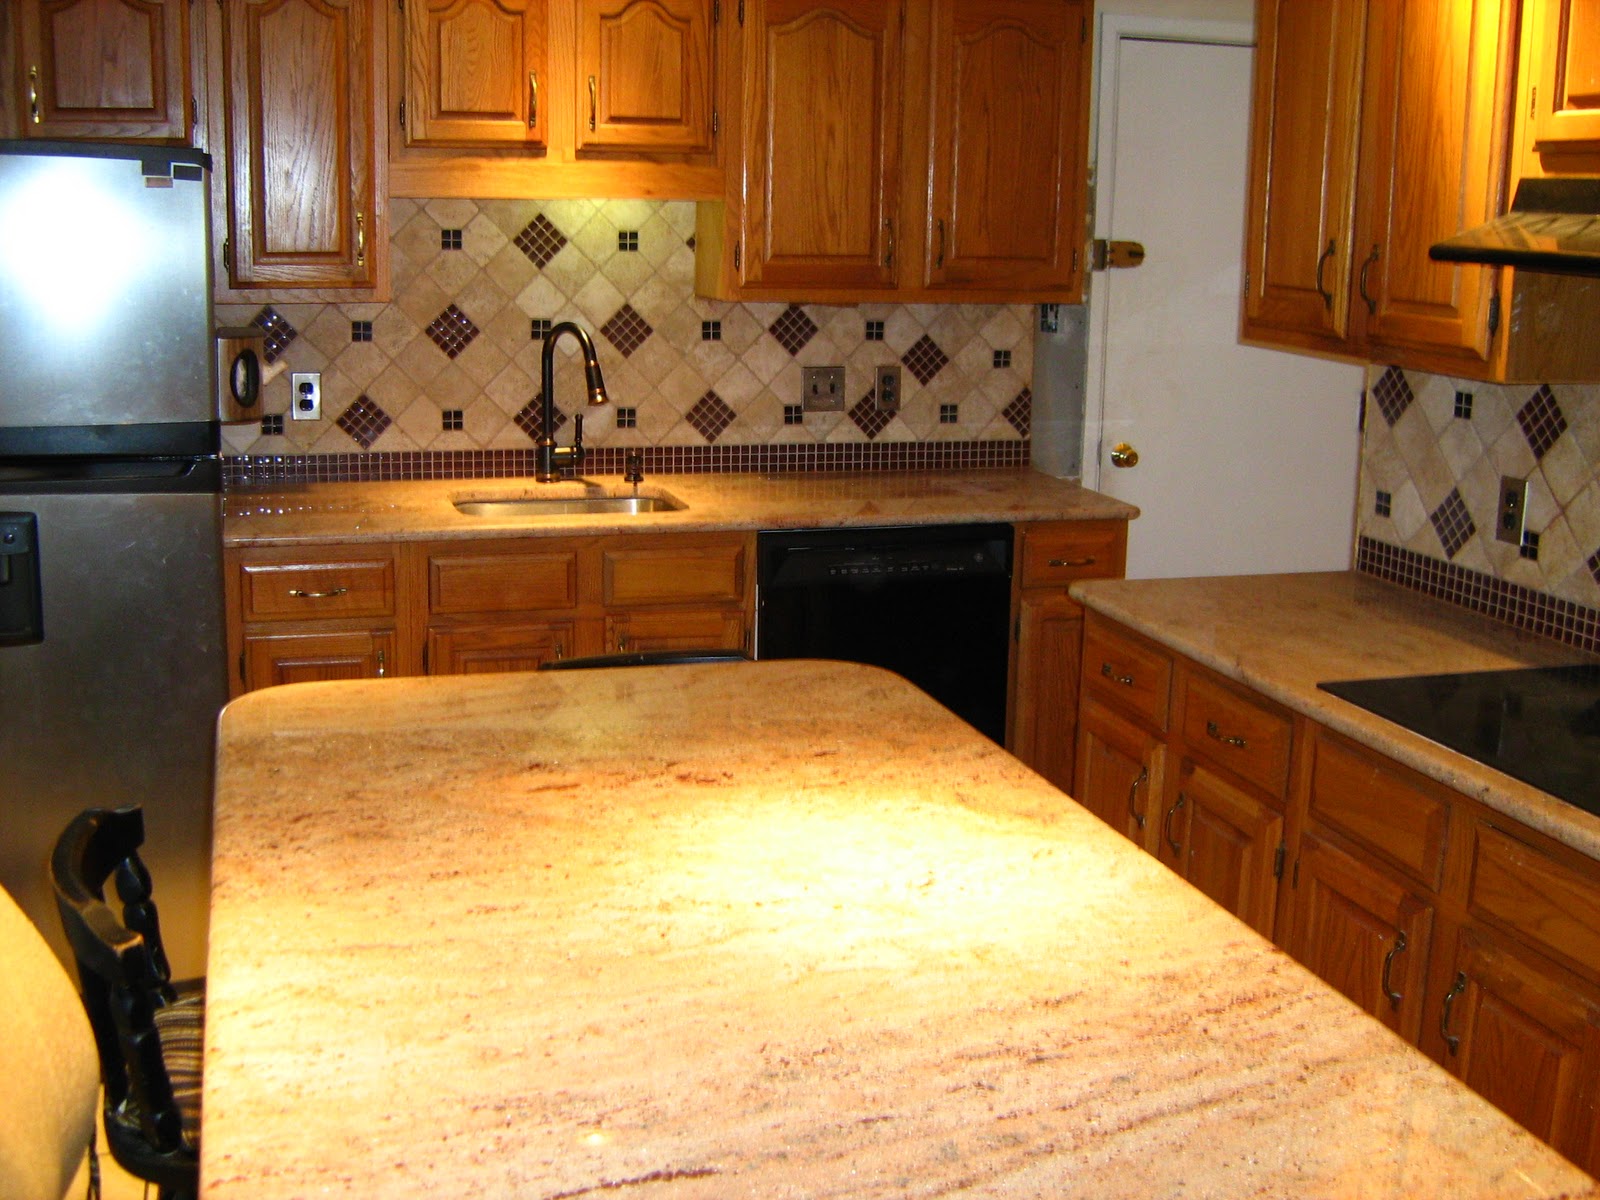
[1496,474,1529,545]
[801,365,846,412]
[874,364,902,414]
[290,372,321,421]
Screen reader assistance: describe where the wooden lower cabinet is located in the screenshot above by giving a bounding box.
[242,629,395,690]
[1074,694,1162,847]
[1160,759,1285,940]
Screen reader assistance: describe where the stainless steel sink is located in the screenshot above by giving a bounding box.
[453,493,684,517]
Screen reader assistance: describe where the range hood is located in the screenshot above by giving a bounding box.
[1430,178,1600,277]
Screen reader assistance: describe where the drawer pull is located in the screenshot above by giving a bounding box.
[1163,793,1186,856]
[1440,970,1467,1056]
[1048,556,1096,568]
[1205,720,1247,749]
[1127,764,1149,830]
[1381,930,1407,1008]
[287,586,349,600]
[1101,662,1134,686]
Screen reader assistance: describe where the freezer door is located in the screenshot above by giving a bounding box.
[0,141,214,428]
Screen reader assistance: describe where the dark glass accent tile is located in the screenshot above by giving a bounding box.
[1002,387,1032,437]
[251,306,297,365]
[769,305,819,355]
[1517,383,1568,461]
[783,404,804,426]
[1589,548,1600,588]
[426,303,480,358]
[939,403,959,424]
[686,390,736,443]
[902,334,949,385]
[514,214,568,268]
[600,303,653,357]
[1521,530,1541,561]
[260,413,284,436]
[351,320,373,343]
[441,228,463,250]
[1371,366,1414,427]
[615,406,637,429]
[849,392,892,439]
[531,318,552,341]
[993,349,1012,369]
[864,320,885,342]
[617,231,639,252]
[1429,488,1475,559]
[514,394,565,441]
[442,409,464,432]
[335,395,391,450]
[1454,390,1473,419]
[701,320,722,341]
[1375,489,1392,518]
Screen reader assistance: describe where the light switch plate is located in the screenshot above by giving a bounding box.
[801,366,845,412]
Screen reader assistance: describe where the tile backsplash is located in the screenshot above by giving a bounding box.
[218,199,1036,464]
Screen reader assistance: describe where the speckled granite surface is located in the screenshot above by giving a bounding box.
[1072,572,1600,857]
[204,661,1596,1198]
[222,468,1137,546]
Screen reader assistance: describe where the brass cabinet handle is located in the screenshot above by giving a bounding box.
[27,66,40,124]
[1048,556,1095,568]
[1163,793,1186,856]
[1100,661,1134,686]
[287,586,349,599]
[1127,764,1149,830]
[1205,720,1248,749]
[1314,238,1335,311]
[883,218,894,267]
[1381,930,1407,1008]
[936,218,947,269]
[1358,244,1380,315]
[554,641,564,661]
[529,71,538,127]
[355,211,366,267]
[588,75,597,131]
[1440,970,1467,1055]
[375,648,386,678]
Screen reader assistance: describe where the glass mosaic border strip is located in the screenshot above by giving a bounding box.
[222,440,1032,488]
[1356,535,1600,655]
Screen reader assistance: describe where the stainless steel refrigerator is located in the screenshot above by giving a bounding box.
[0,140,226,979]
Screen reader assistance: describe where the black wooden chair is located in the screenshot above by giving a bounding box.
[51,807,202,1200]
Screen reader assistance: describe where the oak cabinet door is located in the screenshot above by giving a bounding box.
[16,0,190,140]
[606,607,745,654]
[1160,760,1284,940]
[243,629,395,690]
[427,621,575,674]
[576,0,714,157]
[1074,694,1163,850]
[739,0,903,290]
[924,0,1088,296]
[1527,0,1600,161]
[1009,593,1082,793]
[221,0,382,288]
[403,0,547,147]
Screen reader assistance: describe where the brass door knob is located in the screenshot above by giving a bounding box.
[1110,442,1140,468]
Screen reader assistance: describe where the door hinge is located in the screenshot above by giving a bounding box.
[191,95,198,125]
[222,235,231,270]
[398,99,406,129]
[1488,292,1501,340]
[738,0,745,24]
[1092,239,1146,271]
[712,108,719,136]
[713,0,720,22]
[1273,842,1286,880]
[733,240,741,271]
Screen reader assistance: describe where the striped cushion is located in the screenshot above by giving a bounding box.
[152,989,204,1151]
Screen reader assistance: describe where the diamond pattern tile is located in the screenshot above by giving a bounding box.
[1590,548,1600,588]
[514,395,566,441]
[1517,383,1568,460]
[1371,366,1414,427]
[768,305,819,355]
[514,214,568,268]
[1002,387,1032,437]
[849,392,892,440]
[426,304,480,358]
[336,395,391,450]
[600,304,653,357]
[252,306,297,365]
[686,390,736,443]
[1429,488,1475,559]
[903,334,949,385]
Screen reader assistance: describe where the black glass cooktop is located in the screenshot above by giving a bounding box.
[1318,665,1600,815]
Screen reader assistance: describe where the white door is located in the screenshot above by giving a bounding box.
[1083,17,1365,580]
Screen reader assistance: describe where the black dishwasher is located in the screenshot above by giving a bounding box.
[755,524,1013,742]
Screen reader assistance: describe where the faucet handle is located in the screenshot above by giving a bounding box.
[624,450,644,484]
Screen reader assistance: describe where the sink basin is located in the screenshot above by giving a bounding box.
[453,492,685,517]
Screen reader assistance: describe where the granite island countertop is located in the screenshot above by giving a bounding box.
[1071,571,1600,858]
[222,467,1137,547]
[203,659,1597,1198]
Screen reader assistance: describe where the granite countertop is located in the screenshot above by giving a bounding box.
[221,467,1138,546]
[204,660,1596,1198]
[1071,572,1600,857]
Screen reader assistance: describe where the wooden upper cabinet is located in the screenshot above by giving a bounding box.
[220,0,383,290]
[1524,0,1600,171]
[15,0,190,140]
[576,0,714,157]
[404,0,547,147]
[924,0,1088,294]
[739,0,903,291]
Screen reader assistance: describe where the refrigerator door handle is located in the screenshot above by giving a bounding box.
[0,513,43,645]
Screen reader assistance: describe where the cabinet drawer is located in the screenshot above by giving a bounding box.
[607,608,746,654]
[1470,822,1600,974]
[1308,731,1450,891]
[430,551,578,614]
[242,558,395,621]
[1179,670,1293,797]
[1081,616,1173,730]
[1019,521,1127,589]
[602,539,747,607]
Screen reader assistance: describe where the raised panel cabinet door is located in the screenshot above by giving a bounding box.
[1284,828,1433,1043]
[1240,0,1364,351]
[1429,925,1600,1175]
[427,621,575,673]
[1073,694,1163,850]
[242,629,394,691]
[16,0,190,140]
[740,0,903,289]
[222,0,381,287]
[1009,593,1081,793]
[923,0,1088,295]
[606,607,745,653]
[1161,761,1285,939]
[404,0,547,146]
[1529,0,1600,158]
[1350,0,1509,368]
[576,0,714,156]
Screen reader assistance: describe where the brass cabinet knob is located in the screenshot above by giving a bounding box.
[1109,442,1139,468]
